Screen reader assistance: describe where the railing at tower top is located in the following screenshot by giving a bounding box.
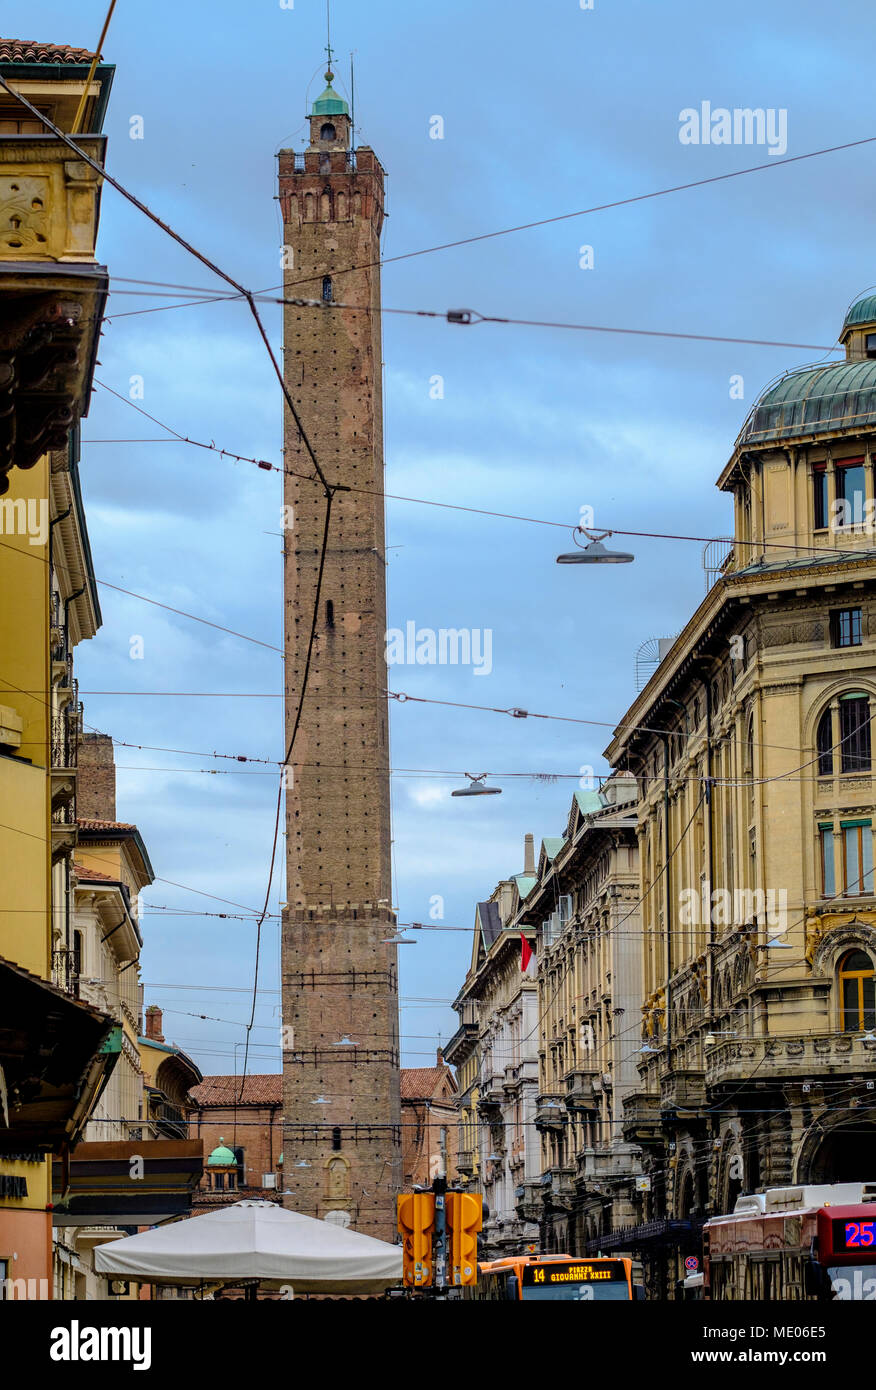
[290,150,358,172]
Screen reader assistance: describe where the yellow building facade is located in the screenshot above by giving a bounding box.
[0,38,115,1300]
[606,293,876,1295]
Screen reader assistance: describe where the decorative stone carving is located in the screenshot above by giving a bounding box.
[761,621,824,648]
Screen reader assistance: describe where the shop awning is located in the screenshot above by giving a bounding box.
[0,954,119,1153]
[52,1139,204,1226]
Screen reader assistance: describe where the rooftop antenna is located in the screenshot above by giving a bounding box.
[350,49,356,150]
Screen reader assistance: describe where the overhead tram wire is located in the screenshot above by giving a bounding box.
[87,379,876,566]
[64,133,876,323]
[260,131,876,294]
[0,531,283,658]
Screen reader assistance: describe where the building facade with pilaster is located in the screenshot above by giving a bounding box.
[515,776,644,1255]
[606,293,876,1296]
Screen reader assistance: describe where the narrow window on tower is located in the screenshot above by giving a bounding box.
[332,1126,342,1151]
[322,275,333,303]
[325,599,334,628]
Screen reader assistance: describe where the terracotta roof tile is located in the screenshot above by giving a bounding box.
[188,1074,283,1107]
[78,817,136,832]
[400,1066,457,1100]
[0,39,96,64]
[73,865,118,883]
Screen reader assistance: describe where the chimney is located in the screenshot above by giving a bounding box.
[436,1046,444,1068]
[523,832,535,876]
[145,1005,164,1043]
[77,732,117,821]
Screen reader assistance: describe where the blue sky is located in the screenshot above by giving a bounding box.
[16,0,876,1072]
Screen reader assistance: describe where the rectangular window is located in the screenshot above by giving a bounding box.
[813,465,829,530]
[820,827,836,898]
[835,458,867,528]
[831,608,863,648]
[842,821,874,896]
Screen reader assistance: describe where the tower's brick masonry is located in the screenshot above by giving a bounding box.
[278,92,401,1241]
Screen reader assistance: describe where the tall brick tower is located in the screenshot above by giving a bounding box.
[277,63,401,1241]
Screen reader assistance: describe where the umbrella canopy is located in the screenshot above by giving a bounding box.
[95,1200,403,1294]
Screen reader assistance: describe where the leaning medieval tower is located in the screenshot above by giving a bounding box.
[278,66,401,1241]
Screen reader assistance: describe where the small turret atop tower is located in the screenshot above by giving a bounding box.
[308,65,351,152]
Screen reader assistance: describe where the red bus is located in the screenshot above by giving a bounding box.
[704,1182,876,1300]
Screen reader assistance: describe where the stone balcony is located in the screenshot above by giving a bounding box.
[0,135,108,490]
[534,1094,567,1133]
[659,1068,707,1118]
[476,1073,504,1111]
[541,1166,577,1213]
[705,1031,876,1090]
[514,1180,543,1223]
[563,1067,598,1114]
[622,1092,662,1145]
[455,1148,475,1176]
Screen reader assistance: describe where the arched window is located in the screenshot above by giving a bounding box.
[320,122,336,141]
[817,707,834,776]
[325,598,334,627]
[840,693,871,772]
[839,949,876,1032]
[322,275,333,303]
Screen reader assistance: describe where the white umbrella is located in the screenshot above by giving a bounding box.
[95,1200,403,1294]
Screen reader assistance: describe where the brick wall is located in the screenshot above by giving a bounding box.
[77,732,116,821]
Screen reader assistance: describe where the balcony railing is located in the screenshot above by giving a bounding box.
[52,948,80,998]
[705,1031,876,1089]
[455,1149,475,1176]
[151,1102,189,1140]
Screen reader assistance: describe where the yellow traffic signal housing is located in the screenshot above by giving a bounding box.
[397,1193,435,1288]
[446,1191,483,1286]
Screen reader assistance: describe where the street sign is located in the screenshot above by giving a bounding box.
[684,1256,699,1272]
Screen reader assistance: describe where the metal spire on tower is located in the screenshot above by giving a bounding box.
[325,0,334,79]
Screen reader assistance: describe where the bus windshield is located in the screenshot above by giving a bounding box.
[522,1281,631,1302]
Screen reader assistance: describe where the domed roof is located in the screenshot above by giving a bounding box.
[842,293,876,336]
[311,72,349,117]
[739,359,876,445]
[206,1137,237,1167]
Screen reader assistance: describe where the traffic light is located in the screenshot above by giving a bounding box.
[445,1191,482,1286]
[397,1192,435,1288]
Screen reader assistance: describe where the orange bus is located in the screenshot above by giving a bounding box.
[470,1254,639,1302]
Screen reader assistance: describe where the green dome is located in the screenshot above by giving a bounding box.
[207,1137,236,1167]
[842,294,876,335]
[740,359,876,445]
[312,76,349,117]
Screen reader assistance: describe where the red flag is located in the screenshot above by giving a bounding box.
[520,932,533,972]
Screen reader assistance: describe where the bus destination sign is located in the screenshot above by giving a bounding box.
[522,1261,625,1287]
